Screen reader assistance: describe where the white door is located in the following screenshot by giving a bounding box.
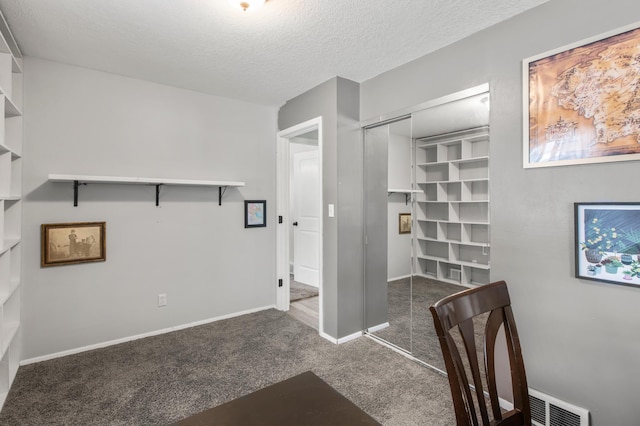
[292,150,320,287]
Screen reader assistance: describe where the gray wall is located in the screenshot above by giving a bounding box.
[23,57,277,360]
[335,78,363,338]
[278,77,363,339]
[360,0,640,424]
[363,125,389,329]
[387,195,411,280]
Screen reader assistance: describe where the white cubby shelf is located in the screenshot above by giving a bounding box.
[414,126,490,286]
[0,7,21,410]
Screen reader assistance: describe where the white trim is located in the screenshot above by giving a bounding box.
[319,330,363,345]
[337,331,363,344]
[500,396,514,411]
[361,83,490,128]
[319,331,338,344]
[20,305,275,365]
[276,117,324,337]
[367,322,390,333]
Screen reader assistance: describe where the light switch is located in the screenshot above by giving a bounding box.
[328,204,335,217]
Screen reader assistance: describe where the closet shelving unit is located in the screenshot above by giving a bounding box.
[0,10,22,409]
[414,126,490,286]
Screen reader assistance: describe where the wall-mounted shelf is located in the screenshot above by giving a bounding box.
[47,174,246,207]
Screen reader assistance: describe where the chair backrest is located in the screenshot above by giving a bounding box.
[429,280,531,426]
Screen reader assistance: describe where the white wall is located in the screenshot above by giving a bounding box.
[360,0,640,424]
[22,57,277,360]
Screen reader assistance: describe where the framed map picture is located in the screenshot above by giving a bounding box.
[523,23,640,168]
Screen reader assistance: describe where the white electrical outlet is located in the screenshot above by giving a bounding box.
[158,293,167,307]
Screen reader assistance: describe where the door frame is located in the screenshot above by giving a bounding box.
[276,116,323,334]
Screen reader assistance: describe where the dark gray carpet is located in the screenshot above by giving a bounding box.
[371,276,467,371]
[0,309,455,425]
[290,279,319,302]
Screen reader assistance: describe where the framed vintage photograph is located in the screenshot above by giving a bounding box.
[399,213,411,234]
[575,203,640,287]
[523,23,640,168]
[41,222,106,267]
[245,200,266,228]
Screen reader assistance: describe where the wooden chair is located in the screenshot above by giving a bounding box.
[429,280,531,426]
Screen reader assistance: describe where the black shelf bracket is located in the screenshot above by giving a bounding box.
[155,184,163,207]
[388,191,412,205]
[73,180,87,207]
[67,181,236,207]
[219,186,228,206]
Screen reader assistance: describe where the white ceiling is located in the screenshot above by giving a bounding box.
[0,0,548,106]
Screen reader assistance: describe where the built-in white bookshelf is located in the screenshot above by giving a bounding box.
[414,127,490,286]
[0,9,22,409]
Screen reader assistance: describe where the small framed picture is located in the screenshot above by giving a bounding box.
[41,222,106,267]
[575,202,640,287]
[245,200,267,228]
[399,213,411,234]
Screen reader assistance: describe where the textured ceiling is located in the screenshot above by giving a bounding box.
[0,0,548,106]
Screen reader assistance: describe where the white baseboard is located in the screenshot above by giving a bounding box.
[319,330,363,345]
[367,322,390,333]
[337,330,363,344]
[21,304,276,366]
[499,397,514,411]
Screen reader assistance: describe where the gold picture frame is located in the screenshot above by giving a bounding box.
[41,222,106,267]
[399,213,411,234]
[523,22,640,168]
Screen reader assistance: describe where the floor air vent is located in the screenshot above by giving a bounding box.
[529,388,589,426]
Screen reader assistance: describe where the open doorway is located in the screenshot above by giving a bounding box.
[276,117,323,334]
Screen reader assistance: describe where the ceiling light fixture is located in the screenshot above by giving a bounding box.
[231,0,267,11]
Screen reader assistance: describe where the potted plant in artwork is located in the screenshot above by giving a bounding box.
[617,229,640,265]
[621,254,633,265]
[579,217,620,264]
[595,264,602,275]
[601,256,623,274]
[623,269,633,280]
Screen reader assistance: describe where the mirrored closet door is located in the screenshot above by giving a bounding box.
[364,87,491,370]
[364,116,414,352]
